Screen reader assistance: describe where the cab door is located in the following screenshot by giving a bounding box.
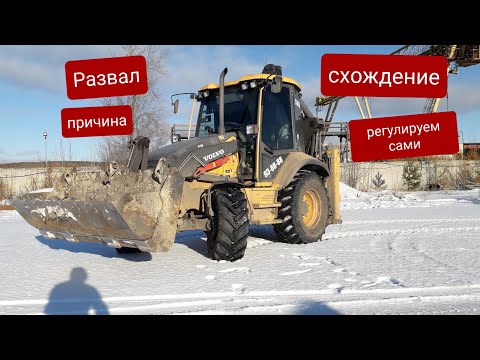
[257,84,297,182]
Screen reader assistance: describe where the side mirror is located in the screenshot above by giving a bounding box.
[173,99,179,114]
[190,94,195,99]
[171,133,181,143]
[271,75,283,93]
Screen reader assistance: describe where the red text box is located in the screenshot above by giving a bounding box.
[348,112,459,162]
[65,55,148,100]
[61,105,133,138]
[321,54,447,98]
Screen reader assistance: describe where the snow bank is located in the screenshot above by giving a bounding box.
[341,188,480,210]
[339,182,369,200]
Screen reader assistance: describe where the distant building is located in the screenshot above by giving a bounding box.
[462,143,480,156]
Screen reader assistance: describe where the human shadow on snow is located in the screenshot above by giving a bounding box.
[294,300,341,315]
[44,267,109,315]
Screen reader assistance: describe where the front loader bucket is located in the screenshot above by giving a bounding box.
[12,161,184,252]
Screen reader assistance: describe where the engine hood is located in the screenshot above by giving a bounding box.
[147,133,238,175]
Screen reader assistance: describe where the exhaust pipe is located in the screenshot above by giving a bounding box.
[219,67,228,135]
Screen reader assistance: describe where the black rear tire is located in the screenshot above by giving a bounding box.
[274,171,328,244]
[207,187,249,262]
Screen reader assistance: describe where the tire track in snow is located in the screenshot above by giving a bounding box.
[280,269,313,276]
[109,285,480,314]
[324,226,480,240]
[408,242,480,279]
[342,218,480,225]
[326,221,480,288]
[410,242,452,269]
[6,284,480,315]
[173,294,480,315]
[380,233,480,281]
[290,252,386,290]
[5,284,478,307]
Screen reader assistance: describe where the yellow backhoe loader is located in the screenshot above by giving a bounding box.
[13,64,341,262]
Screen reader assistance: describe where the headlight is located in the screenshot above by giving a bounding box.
[241,82,249,90]
[246,124,258,135]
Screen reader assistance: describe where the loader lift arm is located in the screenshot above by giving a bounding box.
[126,136,150,171]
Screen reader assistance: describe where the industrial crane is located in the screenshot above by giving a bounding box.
[315,45,480,159]
[317,45,480,112]
[391,45,480,113]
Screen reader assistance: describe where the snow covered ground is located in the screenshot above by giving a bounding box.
[1,184,480,315]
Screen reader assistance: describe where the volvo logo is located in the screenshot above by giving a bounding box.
[203,149,225,162]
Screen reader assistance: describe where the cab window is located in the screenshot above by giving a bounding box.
[261,86,293,150]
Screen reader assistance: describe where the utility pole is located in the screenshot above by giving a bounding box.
[43,130,48,169]
[458,131,464,160]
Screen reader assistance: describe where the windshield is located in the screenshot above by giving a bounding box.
[196,86,259,137]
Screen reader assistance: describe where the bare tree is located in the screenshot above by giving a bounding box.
[96,45,170,164]
[54,138,73,167]
[341,162,366,189]
[0,177,13,200]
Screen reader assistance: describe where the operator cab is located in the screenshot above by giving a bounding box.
[195,79,260,179]
[175,64,315,182]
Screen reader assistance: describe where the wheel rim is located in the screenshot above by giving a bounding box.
[302,189,321,228]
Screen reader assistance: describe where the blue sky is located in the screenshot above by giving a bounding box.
[1,45,479,163]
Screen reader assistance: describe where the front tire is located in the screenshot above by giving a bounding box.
[207,187,249,262]
[274,171,328,244]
